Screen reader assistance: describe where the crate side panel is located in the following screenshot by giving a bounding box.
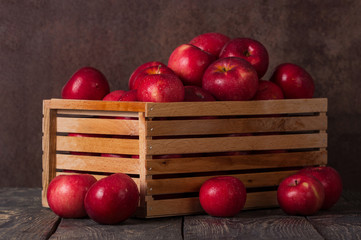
[147,115,327,136]
[56,154,140,174]
[146,170,298,195]
[147,133,327,155]
[147,150,327,174]
[57,117,139,136]
[56,136,140,155]
[145,98,327,117]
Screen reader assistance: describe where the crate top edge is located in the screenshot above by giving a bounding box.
[43,98,327,116]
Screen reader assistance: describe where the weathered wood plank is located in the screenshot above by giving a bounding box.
[0,188,60,240]
[183,210,324,240]
[49,217,183,240]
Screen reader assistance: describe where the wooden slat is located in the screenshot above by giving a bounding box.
[42,101,57,207]
[56,135,140,155]
[145,98,327,117]
[146,170,297,195]
[146,191,278,217]
[146,133,327,155]
[48,98,146,112]
[57,117,139,135]
[147,150,327,174]
[56,109,139,118]
[147,115,327,136]
[56,154,140,174]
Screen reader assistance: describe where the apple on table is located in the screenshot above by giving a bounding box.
[277,173,325,215]
[47,174,97,218]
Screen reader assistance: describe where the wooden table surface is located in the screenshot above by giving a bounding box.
[1,188,361,240]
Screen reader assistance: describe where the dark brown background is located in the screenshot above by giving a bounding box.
[1,0,360,191]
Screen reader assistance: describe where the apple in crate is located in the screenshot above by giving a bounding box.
[219,38,269,78]
[103,90,127,101]
[47,174,97,218]
[137,72,185,102]
[270,63,315,99]
[128,61,167,90]
[84,173,139,224]
[202,57,258,101]
[253,80,284,100]
[62,67,110,100]
[298,166,342,209]
[277,173,325,215]
[168,44,217,86]
[131,64,175,90]
[199,176,247,217]
[184,85,216,101]
[189,32,230,56]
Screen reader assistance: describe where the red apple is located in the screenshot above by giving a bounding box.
[128,61,167,90]
[189,32,230,56]
[298,166,342,209]
[277,173,325,215]
[62,67,110,100]
[137,73,185,102]
[253,80,284,100]
[101,153,128,158]
[84,173,139,224]
[270,63,315,99]
[118,89,138,101]
[219,38,269,78]
[103,90,127,101]
[131,65,175,90]
[202,57,259,101]
[47,174,97,218]
[199,176,247,217]
[184,85,216,101]
[168,44,217,86]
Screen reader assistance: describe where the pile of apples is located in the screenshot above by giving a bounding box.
[61,32,315,102]
[51,32,339,222]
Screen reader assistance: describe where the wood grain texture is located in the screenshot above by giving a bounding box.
[183,212,324,240]
[48,99,146,112]
[57,117,139,136]
[145,99,327,117]
[146,133,327,155]
[146,115,327,136]
[49,217,183,240]
[0,188,60,240]
[56,154,140,174]
[56,135,139,155]
[147,150,327,174]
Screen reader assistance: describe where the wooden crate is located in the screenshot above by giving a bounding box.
[42,98,328,218]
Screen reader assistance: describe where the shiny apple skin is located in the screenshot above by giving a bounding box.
[277,174,325,215]
[202,57,258,101]
[270,63,315,99]
[137,73,185,102]
[298,166,342,209]
[189,32,231,56]
[62,67,110,100]
[168,44,217,86]
[128,61,166,90]
[253,80,284,100]
[220,38,269,79]
[47,174,97,218]
[199,176,247,217]
[184,85,216,101]
[84,173,139,225]
[103,90,127,101]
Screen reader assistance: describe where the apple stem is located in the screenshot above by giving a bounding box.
[157,64,162,74]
